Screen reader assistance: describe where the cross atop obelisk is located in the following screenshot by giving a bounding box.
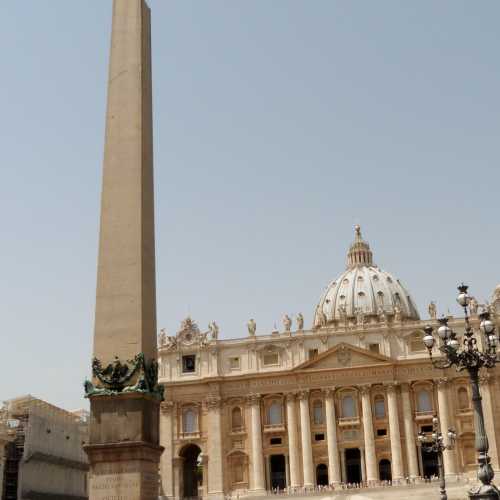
[85,2,163,499]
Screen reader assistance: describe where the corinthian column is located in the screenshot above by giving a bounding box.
[286,393,301,488]
[479,375,499,471]
[386,383,404,481]
[160,402,174,499]
[248,394,266,494]
[324,388,341,485]
[436,378,458,477]
[206,397,224,499]
[298,390,314,488]
[360,385,378,483]
[400,383,419,478]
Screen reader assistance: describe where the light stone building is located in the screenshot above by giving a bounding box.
[0,395,89,500]
[158,227,500,499]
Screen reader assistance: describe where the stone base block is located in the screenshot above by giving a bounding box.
[85,441,163,500]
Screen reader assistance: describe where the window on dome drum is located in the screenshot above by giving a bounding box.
[417,390,433,413]
[374,396,385,419]
[342,395,356,418]
[183,408,197,434]
[267,402,283,425]
[230,357,240,370]
[182,355,196,373]
[313,401,324,425]
[309,349,318,360]
[458,387,470,409]
[263,352,279,367]
[369,343,380,354]
[232,407,243,431]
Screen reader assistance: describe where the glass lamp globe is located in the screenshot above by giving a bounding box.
[488,334,498,346]
[480,319,495,335]
[438,324,452,340]
[448,337,459,350]
[423,333,435,349]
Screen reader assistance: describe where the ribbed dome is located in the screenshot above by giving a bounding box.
[314,227,420,327]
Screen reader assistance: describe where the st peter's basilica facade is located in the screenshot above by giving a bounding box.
[157,227,500,499]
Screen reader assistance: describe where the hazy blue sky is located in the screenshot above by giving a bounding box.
[1,1,499,410]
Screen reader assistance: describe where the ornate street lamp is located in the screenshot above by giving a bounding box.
[418,415,456,500]
[423,284,500,500]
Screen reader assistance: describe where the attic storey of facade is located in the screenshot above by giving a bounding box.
[156,227,500,498]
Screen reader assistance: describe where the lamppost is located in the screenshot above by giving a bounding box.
[418,415,456,500]
[422,284,500,500]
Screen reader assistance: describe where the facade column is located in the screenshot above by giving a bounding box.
[206,396,224,499]
[286,393,301,488]
[479,375,499,471]
[172,458,182,499]
[360,384,378,483]
[298,390,314,488]
[360,447,366,483]
[324,388,341,485]
[401,383,419,478]
[386,383,404,481]
[160,402,175,499]
[248,394,266,494]
[436,378,458,477]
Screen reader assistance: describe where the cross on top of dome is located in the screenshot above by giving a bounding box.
[347,225,374,269]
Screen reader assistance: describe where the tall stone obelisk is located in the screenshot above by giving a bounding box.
[84,1,163,499]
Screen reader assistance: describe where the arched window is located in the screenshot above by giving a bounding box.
[268,402,282,425]
[374,395,385,419]
[417,390,432,413]
[342,395,356,418]
[313,400,324,425]
[232,407,243,430]
[183,408,197,433]
[458,387,469,410]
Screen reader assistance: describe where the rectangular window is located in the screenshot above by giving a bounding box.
[229,357,241,370]
[182,355,196,373]
[263,352,279,366]
[309,349,319,360]
[315,433,325,441]
[376,428,387,437]
[369,343,380,354]
[421,425,433,433]
[270,437,282,445]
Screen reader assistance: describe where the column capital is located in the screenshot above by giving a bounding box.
[285,392,297,403]
[297,389,310,401]
[160,401,175,415]
[435,377,449,387]
[359,384,372,396]
[384,381,399,392]
[246,393,261,406]
[322,387,336,398]
[204,396,222,411]
[400,382,411,392]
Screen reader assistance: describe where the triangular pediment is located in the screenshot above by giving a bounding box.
[293,342,393,371]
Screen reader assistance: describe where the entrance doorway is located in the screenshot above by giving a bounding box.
[316,463,328,486]
[379,459,392,481]
[345,448,362,484]
[421,448,439,479]
[180,444,202,499]
[269,455,286,490]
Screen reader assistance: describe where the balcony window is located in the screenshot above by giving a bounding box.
[313,400,324,425]
[267,402,282,425]
[183,408,197,434]
[374,396,385,419]
[342,395,356,418]
[232,407,243,431]
[417,390,432,413]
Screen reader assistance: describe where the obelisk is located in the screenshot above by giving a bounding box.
[84,1,163,499]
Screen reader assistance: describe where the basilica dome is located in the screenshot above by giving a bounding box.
[314,226,420,327]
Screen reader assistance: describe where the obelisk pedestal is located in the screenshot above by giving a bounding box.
[84,1,163,499]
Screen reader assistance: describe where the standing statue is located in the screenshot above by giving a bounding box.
[158,328,167,347]
[247,318,257,336]
[354,307,365,327]
[296,313,304,331]
[208,321,219,340]
[378,306,387,324]
[394,304,402,323]
[469,297,479,315]
[283,314,292,332]
[428,301,437,320]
